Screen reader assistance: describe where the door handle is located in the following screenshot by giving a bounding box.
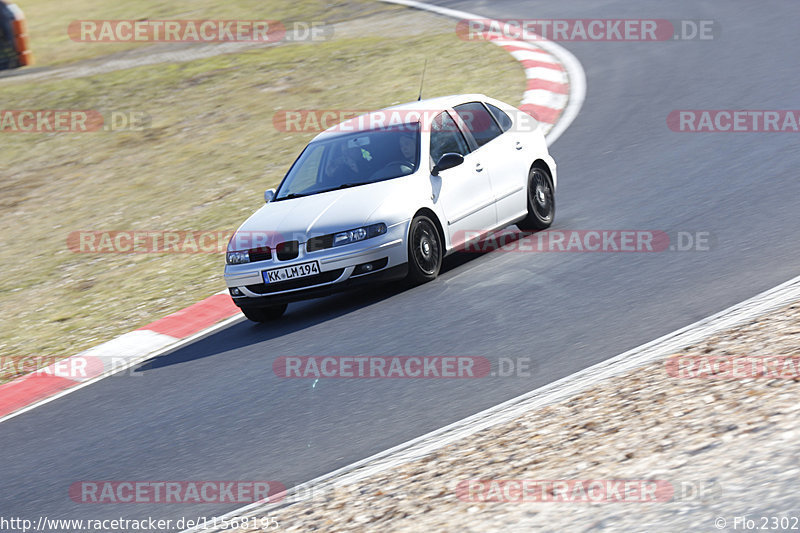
[475,163,483,172]
[515,141,523,150]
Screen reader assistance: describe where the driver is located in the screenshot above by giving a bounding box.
[324,142,361,186]
[397,132,417,173]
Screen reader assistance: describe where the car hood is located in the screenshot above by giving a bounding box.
[229,179,409,250]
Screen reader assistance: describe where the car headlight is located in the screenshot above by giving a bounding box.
[333,223,387,247]
[226,251,250,265]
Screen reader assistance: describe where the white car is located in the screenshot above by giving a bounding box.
[225,94,557,322]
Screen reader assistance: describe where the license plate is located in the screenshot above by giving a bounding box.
[263,261,320,284]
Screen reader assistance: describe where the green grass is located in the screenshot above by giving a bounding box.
[0,2,525,384]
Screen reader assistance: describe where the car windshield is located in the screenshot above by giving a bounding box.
[274,123,421,200]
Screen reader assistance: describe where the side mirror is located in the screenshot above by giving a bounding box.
[431,153,464,176]
[264,188,276,203]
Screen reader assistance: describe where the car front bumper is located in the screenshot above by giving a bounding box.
[224,222,409,307]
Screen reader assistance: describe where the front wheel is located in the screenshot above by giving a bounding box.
[406,215,442,284]
[241,303,288,322]
[517,166,555,230]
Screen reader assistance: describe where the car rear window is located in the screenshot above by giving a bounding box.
[454,102,503,148]
[486,103,513,132]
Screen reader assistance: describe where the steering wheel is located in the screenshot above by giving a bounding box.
[371,160,413,179]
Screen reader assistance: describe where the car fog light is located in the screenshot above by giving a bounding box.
[353,258,389,275]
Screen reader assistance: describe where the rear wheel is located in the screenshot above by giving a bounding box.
[241,303,288,322]
[406,215,442,284]
[517,166,555,230]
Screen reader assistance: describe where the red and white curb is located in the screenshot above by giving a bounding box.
[381,0,587,145]
[496,40,570,134]
[0,292,241,422]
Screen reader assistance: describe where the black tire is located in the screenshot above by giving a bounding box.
[517,165,555,230]
[406,215,442,284]
[241,303,288,322]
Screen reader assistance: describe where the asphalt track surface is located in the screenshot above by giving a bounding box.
[2,0,800,527]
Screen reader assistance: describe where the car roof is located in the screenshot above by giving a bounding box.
[312,93,492,141]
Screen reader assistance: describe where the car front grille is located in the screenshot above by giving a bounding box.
[248,246,271,262]
[306,234,334,253]
[276,240,299,261]
[245,268,344,294]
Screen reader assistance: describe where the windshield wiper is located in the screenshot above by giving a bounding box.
[276,183,366,200]
[274,192,310,201]
[317,182,366,194]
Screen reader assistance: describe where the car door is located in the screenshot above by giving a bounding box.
[453,102,527,226]
[484,102,530,223]
[429,110,496,248]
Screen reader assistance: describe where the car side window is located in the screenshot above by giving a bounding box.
[287,143,326,194]
[430,111,470,164]
[454,102,503,147]
[486,103,513,132]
